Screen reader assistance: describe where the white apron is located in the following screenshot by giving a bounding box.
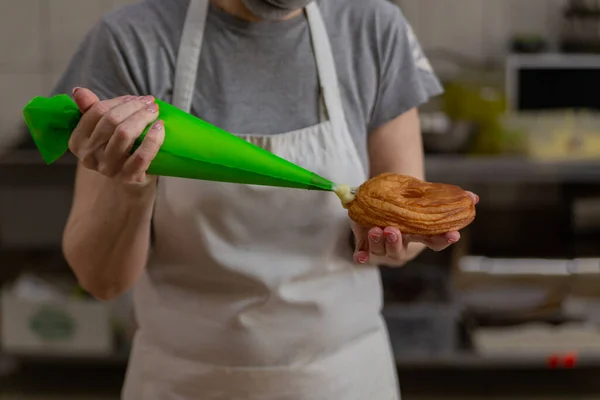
[121,0,400,399]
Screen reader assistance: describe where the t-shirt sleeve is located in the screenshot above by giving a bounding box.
[368,7,443,132]
[51,20,146,99]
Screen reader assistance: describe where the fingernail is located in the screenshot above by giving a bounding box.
[140,95,154,105]
[447,238,458,244]
[369,232,381,243]
[385,232,397,244]
[124,95,136,102]
[153,120,164,131]
[146,103,158,113]
[357,253,368,264]
[72,87,81,96]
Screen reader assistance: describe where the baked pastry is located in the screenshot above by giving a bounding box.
[335,173,475,236]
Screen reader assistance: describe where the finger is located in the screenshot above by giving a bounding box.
[121,120,165,183]
[351,225,370,265]
[466,191,479,205]
[70,95,138,155]
[409,231,461,252]
[88,96,154,150]
[368,227,385,256]
[101,102,160,176]
[353,250,370,265]
[383,227,404,260]
[72,87,99,113]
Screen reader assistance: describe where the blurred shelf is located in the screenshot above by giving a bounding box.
[0,149,76,166]
[425,155,600,184]
[0,150,76,187]
[2,351,130,368]
[6,350,600,371]
[5,353,600,396]
[396,352,600,369]
[3,151,600,185]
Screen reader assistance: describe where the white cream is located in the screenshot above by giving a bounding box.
[333,184,356,207]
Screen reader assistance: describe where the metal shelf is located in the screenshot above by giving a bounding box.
[3,150,600,184]
[5,349,600,371]
[396,352,600,369]
[1,351,129,368]
[425,155,600,184]
[0,149,76,166]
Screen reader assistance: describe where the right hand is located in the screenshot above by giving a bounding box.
[68,87,165,186]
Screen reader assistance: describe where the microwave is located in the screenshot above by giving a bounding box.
[506,53,600,112]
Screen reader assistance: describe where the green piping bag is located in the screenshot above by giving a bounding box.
[22,95,336,192]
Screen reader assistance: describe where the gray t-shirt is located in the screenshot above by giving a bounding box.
[48,0,442,166]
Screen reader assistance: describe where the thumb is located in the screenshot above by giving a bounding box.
[72,87,99,113]
[351,223,369,254]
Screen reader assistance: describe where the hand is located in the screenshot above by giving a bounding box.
[352,191,479,266]
[68,87,164,186]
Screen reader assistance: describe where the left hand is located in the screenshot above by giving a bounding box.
[352,191,479,266]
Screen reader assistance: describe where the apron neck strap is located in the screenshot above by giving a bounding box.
[172,0,210,111]
[173,0,347,133]
[305,2,347,131]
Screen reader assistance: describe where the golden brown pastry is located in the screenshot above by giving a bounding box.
[335,173,476,236]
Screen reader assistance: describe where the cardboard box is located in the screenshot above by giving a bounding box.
[0,291,113,357]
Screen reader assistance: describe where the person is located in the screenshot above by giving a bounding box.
[49,0,478,398]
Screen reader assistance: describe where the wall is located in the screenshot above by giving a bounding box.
[0,0,570,144]
[0,1,137,247]
[394,0,567,64]
[0,0,137,150]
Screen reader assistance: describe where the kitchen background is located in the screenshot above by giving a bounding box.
[2,0,600,399]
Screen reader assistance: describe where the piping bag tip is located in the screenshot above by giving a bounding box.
[22,94,81,165]
[333,183,356,208]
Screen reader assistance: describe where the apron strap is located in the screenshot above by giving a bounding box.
[318,94,328,123]
[172,0,209,112]
[305,2,349,133]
